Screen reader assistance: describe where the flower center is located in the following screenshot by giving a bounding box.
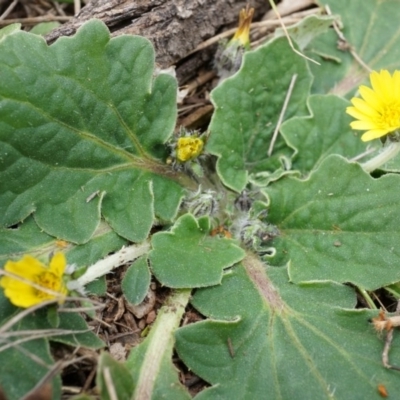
[177,137,204,162]
[379,102,400,129]
[34,271,62,300]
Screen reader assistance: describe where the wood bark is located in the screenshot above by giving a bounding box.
[46,0,270,84]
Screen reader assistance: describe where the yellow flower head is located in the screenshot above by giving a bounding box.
[176,136,204,162]
[0,253,68,308]
[231,6,254,48]
[346,70,400,142]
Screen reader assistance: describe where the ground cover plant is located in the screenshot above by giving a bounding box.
[2,0,400,399]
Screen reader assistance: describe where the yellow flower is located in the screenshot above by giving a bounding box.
[0,253,68,308]
[230,6,254,49]
[176,136,204,162]
[346,70,400,142]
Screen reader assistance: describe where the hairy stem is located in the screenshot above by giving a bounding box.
[361,140,400,173]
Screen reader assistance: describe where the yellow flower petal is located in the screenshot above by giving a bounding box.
[2,284,42,308]
[347,70,400,142]
[359,86,382,112]
[4,256,46,279]
[370,70,392,101]
[231,6,254,48]
[350,97,380,118]
[49,252,67,277]
[0,253,68,308]
[361,129,390,142]
[346,107,375,123]
[350,120,378,130]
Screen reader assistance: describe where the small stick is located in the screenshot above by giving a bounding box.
[74,0,81,15]
[268,74,297,157]
[227,337,235,358]
[0,0,18,20]
[86,190,100,203]
[325,5,371,73]
[268,0,320,65]
[349,147,376,162]
[0,16,71,26]
[103,367,118,400]
[373,301,400,371]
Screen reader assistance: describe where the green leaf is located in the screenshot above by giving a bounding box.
[176,259,400,399]
[0,339,61,400]
[0,290,16,322]
[0,19,185,244]
[264,155,400,290]
[0,293,102,400]
[207,37,313,192]
[274,14,337,50]
[86,276,107,295]
[0,297,61,400]
[51,312,104,348]
[126,289,191,400]
[309,0,400,96]
[122,256,151,305]
[47,304,60,328]
[97,352,134,400]
[0,216,55,265]
[0,23,21,40]
[207,38,311,192]
[30,22,61,36]
[281,94,377,173]
[149,214,245,288]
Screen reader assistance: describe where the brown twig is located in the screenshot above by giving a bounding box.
[268,74,297,157]
[0,0,18,20]
[0,15,71,26]
[325,5,371,73]
[373,304,400,371]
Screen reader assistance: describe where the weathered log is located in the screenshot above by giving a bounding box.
[45,0,270,84]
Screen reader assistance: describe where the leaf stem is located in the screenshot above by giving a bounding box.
[361,140,400,173]
[131,289,191,400]
[357,286,377,309]
[384,286,400,299]
[67,242,151,291]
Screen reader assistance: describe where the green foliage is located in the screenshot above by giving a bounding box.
[281,94,377,173]
[149,214,245,287]
[97,353,134,400]
[265,155,400,290]
[0,292,102,400]
[1,1,400,398]
[207,37,312,192]
[122,256,151,305]
[176,263,400,399]
[30,22,61,36]
[274,14,337,50]
[0,19,184,244]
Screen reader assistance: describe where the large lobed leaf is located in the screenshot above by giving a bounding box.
[0,20,185,244]
[149,214,245,288]
[206,37,313,192]
[176,259,400,399]
[265,155,400,290]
